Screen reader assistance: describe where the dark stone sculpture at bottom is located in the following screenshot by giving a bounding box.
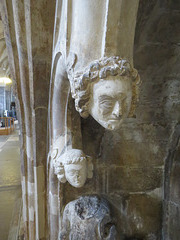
[60,195,117,240]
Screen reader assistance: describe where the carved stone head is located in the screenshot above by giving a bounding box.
[60,195,116,240]
[68,56,140,130]
[53,149,93,188]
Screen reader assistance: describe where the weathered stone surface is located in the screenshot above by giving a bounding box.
[125,195,162,238]
[107,194,162,239]
[0,0,56,239]
[0,20,10,78]
[53,149,93,188]
[60,196,116,240]
[48,1,140,239]
[166,203,180,240]
[146,12,180,44]
[100,126,168,167]
[108,167,163,193]
[169,161,180,205]
[134,1,180,239]
[0,0,180,239]
[34,108,48,166]
[68,56,140,130]
[63,176,97,205]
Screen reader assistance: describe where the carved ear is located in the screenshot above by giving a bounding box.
[53,160,67,183]
[66,52,77,73]
[87,156,93,179]
[56,166,67,183]
[57,173,67,183]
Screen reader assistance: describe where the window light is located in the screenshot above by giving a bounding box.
[0,77,12,84]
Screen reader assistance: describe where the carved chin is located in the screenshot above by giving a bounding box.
[68,180,85,188]
[100,119,123,131]
[107,123,121,131]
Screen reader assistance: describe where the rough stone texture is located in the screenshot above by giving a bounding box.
[67,56,140,128]
[166,204,180,240]
[108,194,162,239]
[48,1,140,239]
[60,196,116,240]
[0,20,10,78]
[81,0,179,239]
[53,149,93,188]
[163,124,180,240]
[134,1,180,239]
[0,0,179,239]
[0,0,56,239]
[108,167,163,193]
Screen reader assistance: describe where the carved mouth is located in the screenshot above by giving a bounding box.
[108,118,121,122]
[72,180,84,188]
[72,181,80,187]
[75,179,82,185]
[107,118,123,130]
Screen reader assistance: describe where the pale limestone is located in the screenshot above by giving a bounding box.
[53,149,93,188]
[68,56,140,130]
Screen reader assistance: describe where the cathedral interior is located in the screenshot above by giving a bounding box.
[0,0,179,239]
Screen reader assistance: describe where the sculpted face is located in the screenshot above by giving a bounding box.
[89,76,132,130]
[64,160,87,188]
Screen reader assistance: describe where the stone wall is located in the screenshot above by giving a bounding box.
[63,1,179,239]
[134,0,180,239]
[0,0,179,239]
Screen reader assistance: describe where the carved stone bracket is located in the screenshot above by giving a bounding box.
[60,195,117,240]
[53,148,93,188]
[68,56,141,130]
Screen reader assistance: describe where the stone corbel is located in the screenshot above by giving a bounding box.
[60,195,117,240]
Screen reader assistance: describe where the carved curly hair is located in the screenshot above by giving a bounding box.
[68,56,140,118]
[53,149,93,183]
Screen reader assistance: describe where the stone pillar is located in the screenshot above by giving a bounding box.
[0,20,10,78]
[1,0,143,239]
[49,0,139,239]
[0,0,56,239]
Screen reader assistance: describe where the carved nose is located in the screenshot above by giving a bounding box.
[112,101,122,117]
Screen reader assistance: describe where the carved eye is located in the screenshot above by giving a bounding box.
[99,96,114,107]
[100,101,114,109]
[99,95,115,115]
[101,104,114,116]
[67,170,77,176]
